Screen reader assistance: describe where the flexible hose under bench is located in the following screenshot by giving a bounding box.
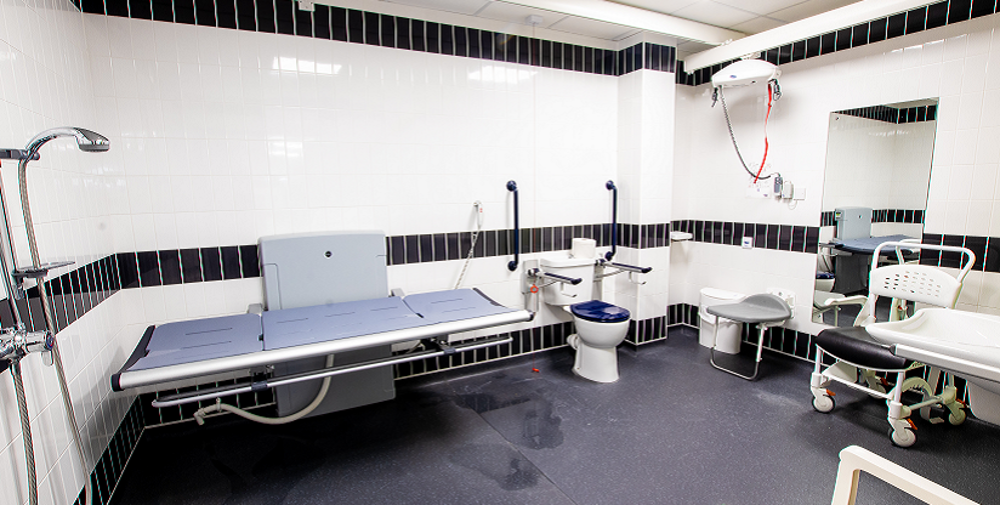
[193,354,336,425]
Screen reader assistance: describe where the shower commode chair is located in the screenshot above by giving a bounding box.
[810,241,974,447]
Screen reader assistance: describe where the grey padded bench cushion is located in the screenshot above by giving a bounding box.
[119,288,517,372]
[813,326,912,370]
[263,288,514,349]
[128,314,264,371]
[833,234,917,254]
[705,294,791,324]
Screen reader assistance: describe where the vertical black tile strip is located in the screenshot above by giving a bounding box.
[926,1,948,28]
[174,0,195,24]
[137,251,161,287]
[835,27,852,50]
[180,249,203,283]
[405,235,419,264]
[821,32,836,54]
[117,253,139,289]
[396,16,411,50]
[390,236,405,265]
[195,0,217,26]
[426,21,440,53]
[791,40,806,61]
[905,6,926,35]
[949,0,972,23]
[158,250,182,285]
[887,12,906,38]
[433,234,447,262]
[128,0,152,20]
[331,6,347,41]
[221,246,242,279]
[201,247,223,281]
[454,26,467,57]
[312,4,330,38]
[364,11,379,45]
[81,0,105,14]
[852,23,869,47]
[419,234,433,263]
[347,9,363,43]
[805,36,821,58]
[441,24,454,55]
[467,28,480,58]
[234,0,254,30]
[294,5,312,36]
[240,245,260,277]
[380,14,395,47]
[411,19,425,52]
[971,0,994,18]
[255,0,275,33]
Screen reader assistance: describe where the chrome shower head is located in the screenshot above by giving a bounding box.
[24,127,110,156]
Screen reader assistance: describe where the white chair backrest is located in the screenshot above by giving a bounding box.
[854,242,974,326]
[869,264,963,308]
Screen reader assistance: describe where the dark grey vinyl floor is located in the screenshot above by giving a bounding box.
[111,327,1000,505]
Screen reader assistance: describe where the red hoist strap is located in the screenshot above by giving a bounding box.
[753,81,774,184]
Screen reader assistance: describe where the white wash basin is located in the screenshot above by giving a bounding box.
[867,308,1000,366]
[868,308,1000,424]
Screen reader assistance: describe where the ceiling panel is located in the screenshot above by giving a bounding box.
[728,16,785,35]
[712,0,809,17]
[476,1,564,28]
[547,14,639,41]
[611,0,701,15]
[385,0,491,17]
[769,0,862,23]
[669,1,758,28]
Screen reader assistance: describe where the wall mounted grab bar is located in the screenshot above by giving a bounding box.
[528,268,583,285]
[507,180,519,271]
[606,180,617,260]
[599,260,652,274]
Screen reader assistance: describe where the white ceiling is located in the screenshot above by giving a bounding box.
[382,0,864,55]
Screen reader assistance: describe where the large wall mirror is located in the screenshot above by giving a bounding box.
[813,98,938,326]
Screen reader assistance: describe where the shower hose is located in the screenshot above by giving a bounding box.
[19,159,93,505]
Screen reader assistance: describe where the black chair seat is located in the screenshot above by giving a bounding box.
[814,326,912,370]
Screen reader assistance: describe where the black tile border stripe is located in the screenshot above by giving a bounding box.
[820,209,925,227]
[671,219,820,254]
[77,0,675,78]
[0,217,818,345]
[678,0,1000,86]
[74,397,144,505]
[837,104,937,123]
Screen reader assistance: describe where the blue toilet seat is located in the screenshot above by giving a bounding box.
[570,300,630,323]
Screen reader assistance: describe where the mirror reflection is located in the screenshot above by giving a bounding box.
[814,98,938,327]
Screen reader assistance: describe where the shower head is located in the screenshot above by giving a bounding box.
[23,127,110,156]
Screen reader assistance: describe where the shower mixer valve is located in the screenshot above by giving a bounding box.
[0,324,53,361]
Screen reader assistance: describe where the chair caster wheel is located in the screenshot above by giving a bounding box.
[813,394,835,413]
[890,427,916,448]
[948,408,966,426]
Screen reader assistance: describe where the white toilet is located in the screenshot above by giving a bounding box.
[540,255,631,383]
